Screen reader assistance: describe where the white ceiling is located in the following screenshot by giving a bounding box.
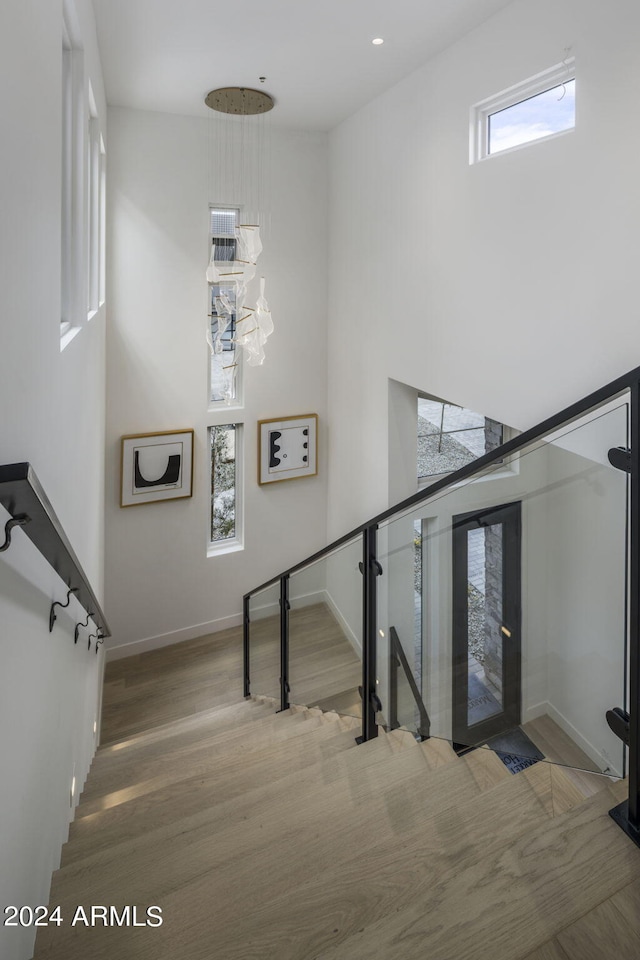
[92,0,514,131]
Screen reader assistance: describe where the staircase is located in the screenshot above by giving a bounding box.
[32,627,640,960]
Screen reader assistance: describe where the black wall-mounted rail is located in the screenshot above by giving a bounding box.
[0,462,110,638]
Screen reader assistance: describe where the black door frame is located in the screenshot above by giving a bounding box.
[452,500,522,749]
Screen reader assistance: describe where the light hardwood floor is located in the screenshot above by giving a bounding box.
[32,607,640,960]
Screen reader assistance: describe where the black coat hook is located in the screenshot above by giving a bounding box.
[50,587,79,633]
[0,514,30,553]
[95,631,105,654]
[74,612,93,644]
[87,631,98,652]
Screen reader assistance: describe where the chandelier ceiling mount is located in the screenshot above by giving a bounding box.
[204,87,275,116]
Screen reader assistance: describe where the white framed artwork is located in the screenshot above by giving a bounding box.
[120,429,194,506]
[258,415,318,485]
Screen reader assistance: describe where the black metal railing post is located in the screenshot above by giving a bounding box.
[279,575,290,713]
[610,380,640,847]
[389,634,399,734]
[243,594,250,698]
[359,524,381,743]
[389,626,431,740]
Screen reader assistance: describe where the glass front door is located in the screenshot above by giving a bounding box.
[452,501,521,748]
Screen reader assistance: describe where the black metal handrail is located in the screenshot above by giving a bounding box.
[389,626,430,741]
[0,462,110,638]
[243,363,640,850]
[246,366,632,597]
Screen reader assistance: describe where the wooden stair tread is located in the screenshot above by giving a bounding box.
[83,706,327,799]
[304,780,633,960]
[62,729,391,867]
[522,943,573,960]
[74,716,359,821]
[96,697,270,753]
[36,760,627,960]
[57,726,478,885]
[460,745,512,790]
[556,893,640,960]
[33,609,636,960]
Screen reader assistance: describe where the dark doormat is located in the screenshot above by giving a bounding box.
[484,727,545,775]
[467,671,503,726]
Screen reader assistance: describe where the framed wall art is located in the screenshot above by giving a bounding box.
[258,414,318,485]
[120,429,194,507]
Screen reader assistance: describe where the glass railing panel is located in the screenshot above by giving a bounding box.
[248,582,281,704]
[378,394,629,778]
[288,535,363,719]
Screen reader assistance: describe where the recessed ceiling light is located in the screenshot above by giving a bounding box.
[372,38,384,45]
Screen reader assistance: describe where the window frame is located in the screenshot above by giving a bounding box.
[87,90,101,318]
[470,59,575,164]
[208,422,244,555]
[61,3,106,349]
[209,204,243,408]
[416,394,516,488]
[61,16,84,346]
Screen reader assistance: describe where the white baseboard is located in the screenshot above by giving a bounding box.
[105,589,363,664]
[524,699,621,778]
[522,701,549,723]
[324,589,362,657]
[251,586,362,659]
[105,611,243,662]
[289,588,326,610]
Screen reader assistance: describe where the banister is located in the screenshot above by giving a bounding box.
[244,361,640,848]
[0,462,110,638]
[245,363,636,599]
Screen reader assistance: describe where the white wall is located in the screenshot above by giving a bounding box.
[0,1,107,958]
[542,403,629,775]
[328,0,640,539]
[105,108,328,653]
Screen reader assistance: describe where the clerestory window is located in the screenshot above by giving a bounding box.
[471,60,575,162]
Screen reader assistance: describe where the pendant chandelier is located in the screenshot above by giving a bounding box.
[205,86,275,397]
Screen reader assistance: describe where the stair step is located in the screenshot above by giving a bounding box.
[53,727,525,921]
[419,735,458,770]
[81,705,322,802]
[36,756,626,959]
[34,603,636,960]
[100,676,247,744]
[461,745,512,790]
[65,717,360,856]
[306,776,631,960]
[87,700,274,777]
[383,727,421,752]
[61,725,390,868]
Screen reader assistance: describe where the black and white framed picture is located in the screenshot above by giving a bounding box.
[120,430,194,507]
[258,414,318,485]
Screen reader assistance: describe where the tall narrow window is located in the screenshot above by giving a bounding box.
[61,25,74,335]
[87,105,101,316]
[210,424,239,544]
[99,134,106,306]
[61,9,86,346]
[209,206,240,404]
